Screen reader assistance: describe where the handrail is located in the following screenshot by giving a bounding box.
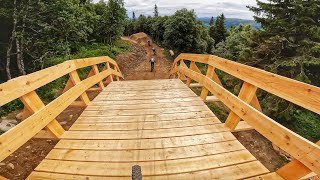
[170,53,320,177]
[0,56,123,161]
[0,56,121,106]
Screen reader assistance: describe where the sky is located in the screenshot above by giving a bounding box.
[93,0,261,20]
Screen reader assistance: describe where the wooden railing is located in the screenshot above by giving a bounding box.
[170,53,320,179]
[0,56,123,161]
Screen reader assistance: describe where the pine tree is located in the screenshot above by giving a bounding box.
[132,11,136,21]
[209,16,214,26]
[248,0,320,83]
[208,16,216,41]
[154,4,159,17]
[214,14,227,45]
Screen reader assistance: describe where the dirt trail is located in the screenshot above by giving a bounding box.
[117,37,172,80]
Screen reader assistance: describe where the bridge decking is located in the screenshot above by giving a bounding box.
[27,79,282,179]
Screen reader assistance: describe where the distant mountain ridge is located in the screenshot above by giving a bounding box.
[198,17,261,29]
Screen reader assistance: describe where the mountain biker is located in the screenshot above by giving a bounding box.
[152,47,156,55]
[150,56,155,72]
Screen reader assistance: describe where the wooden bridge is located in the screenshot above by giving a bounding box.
[0,54,319,179]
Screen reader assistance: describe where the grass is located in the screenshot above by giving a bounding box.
[0,40,131,118]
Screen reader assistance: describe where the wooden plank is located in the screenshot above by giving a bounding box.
[0,56,119,106]
[105,62,114,83]
[80,106,210,116]
[189,83,202,88]
[55,132,237,150]
[34,150,256,176]
[276,141,320,180]
[61,124,229,140]
[46,140,245,162]
[205,96,220,103]
[91,64,104,90]
[69,70,90,105]
[96,92,196,99]
[98,89,192,96]
[225,82,258,130]
[33,130,57,139]
[148,161,269,180]
[70,118,220,130]
[69,101,87,108]
[245,172,284,180]
[0,68,120,161]
[0,61,76,106]
[231,121,253,132]
[91,97,203,105]
[87,100,205,110]
[62,78,74,93]
[20,91,65,138]
[200,65,215,100]
[177,65,320,174]
[27,172,125,180]
[93,93,197,101]
[75,111,216,123]
[28,161,268,180]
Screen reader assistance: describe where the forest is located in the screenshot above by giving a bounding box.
[0,0,319,141]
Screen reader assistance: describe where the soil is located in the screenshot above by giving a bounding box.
[0,37,291,179]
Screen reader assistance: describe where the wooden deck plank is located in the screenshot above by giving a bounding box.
[55,132,237,150]
[246,172,284,180]
[28,161,269,180]
[75,111,216,123]
[80,106,210,116]
[70,118,220,130]
[46,140,246,162]
[35,150,256,176]
[87,100,205,110]
[61,124,230,140]
[90,97,204,105]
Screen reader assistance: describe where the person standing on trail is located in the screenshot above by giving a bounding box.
[150,56,155,72]
[152,47,156,56]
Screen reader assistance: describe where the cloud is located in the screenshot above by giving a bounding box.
[93,0,260,20]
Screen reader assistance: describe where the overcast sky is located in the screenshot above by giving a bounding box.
[93,0,261,20]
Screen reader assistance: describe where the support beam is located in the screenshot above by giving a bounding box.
[224,82,258,130]
[200,65,215,100]
[105,62,114,84]
[90,65,104,90]
[69,70,90,105]
[276,141,320,180]
[20,91,65,138]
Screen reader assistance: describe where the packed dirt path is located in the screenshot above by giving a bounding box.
[117,37,173,80]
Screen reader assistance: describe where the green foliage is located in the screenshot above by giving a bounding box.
[0,99,23,117]
[0,0,128,81]
[163,9,213,54]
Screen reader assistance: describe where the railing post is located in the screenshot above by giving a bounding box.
[224,82,258,130]
[105,62,114,83]
[20,91,65,138]
[93,65,105,89]
[69,70,90,105]
[200,65,215,100]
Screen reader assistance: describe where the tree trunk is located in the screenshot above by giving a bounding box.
[16,38,26,75]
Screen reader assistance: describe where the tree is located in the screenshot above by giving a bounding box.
[164,9,213,53]
[214,14,227,45]
[132,11,136,21]
[104,0,127,44]
[154,4,159,17]
[208,16,216,42]
[248,0,320,83]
